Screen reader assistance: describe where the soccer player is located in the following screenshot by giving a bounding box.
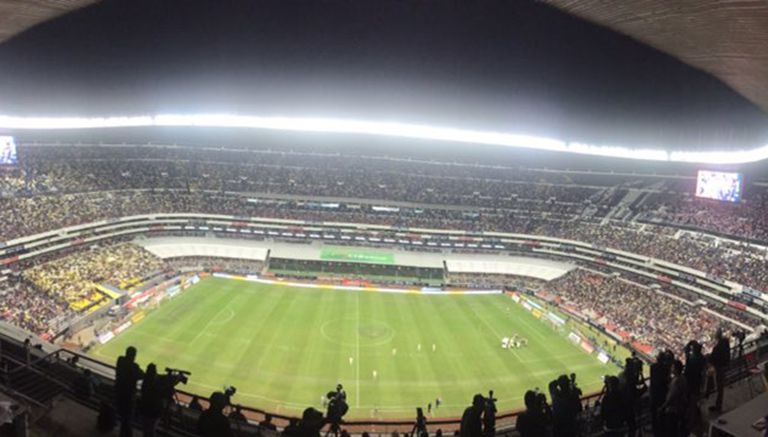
[417,343,421,352]
[392,348,397,356]
[432,343,436,352]
[349,357,353,365]
[372,370,378,380]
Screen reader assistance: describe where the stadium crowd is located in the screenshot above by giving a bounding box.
[0,277,74,337]
[2,188,766,295]
[546,270,743,354]
[24,243,165,312]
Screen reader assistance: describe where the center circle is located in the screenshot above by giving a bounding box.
[320,318,395,347]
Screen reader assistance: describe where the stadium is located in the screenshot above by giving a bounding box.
[0,1,767,437]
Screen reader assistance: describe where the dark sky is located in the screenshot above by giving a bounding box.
[0,0,766,151]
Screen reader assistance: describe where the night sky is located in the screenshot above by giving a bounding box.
[0,0,766,151]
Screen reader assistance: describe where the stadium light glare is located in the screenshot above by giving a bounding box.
[0,113,766,164]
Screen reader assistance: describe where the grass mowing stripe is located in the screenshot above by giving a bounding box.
[91,278,620,418]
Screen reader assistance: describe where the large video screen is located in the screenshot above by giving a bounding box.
[696,170,743,203]
[0,136,17,166]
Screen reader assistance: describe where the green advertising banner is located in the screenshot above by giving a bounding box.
[320,248,395,265]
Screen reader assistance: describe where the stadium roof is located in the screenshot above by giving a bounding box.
[1,1,765,115]
[0,0,97,43]
[544,0,768,114]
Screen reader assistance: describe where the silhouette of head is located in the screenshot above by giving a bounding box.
[472,394,485,410]
[125,346,137,361]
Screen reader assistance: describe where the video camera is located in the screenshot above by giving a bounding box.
[164,367,191,385]
[325,384,349,434]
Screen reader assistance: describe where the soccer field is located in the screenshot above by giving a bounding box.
[92,277,617,419]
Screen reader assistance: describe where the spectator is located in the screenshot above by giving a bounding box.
[228,405,248,423]
[260,413,278,431]
[516,390,551,437]
[138,363,163,437]
[650,351,672,436]
[189,395,203,411]
[114,346,144,437]
[549,375,581,437]
[73,368,99,400]
[660,360,688,437]
[598,376,626,436]
[197,391,232,437]
[708,329,731,412]
[459,394,485,437]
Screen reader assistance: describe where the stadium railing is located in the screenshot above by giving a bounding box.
[1,332,766,436]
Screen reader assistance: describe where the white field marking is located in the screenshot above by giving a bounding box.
[191,303,237,344]
[355,292,361,408]
[208,307,235,327]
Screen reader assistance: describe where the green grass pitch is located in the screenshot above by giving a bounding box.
[92,277,618,419]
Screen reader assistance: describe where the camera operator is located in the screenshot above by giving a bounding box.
[708,329,730,413]
[115,346,144,437]
[197,391,233,437]
[483,390,497,437]
[411,407,428,437]
[548,375,582,437]
[459,394,485,437]
[598,376,625,436]
[324,384,349,436]
[516,389,551,437]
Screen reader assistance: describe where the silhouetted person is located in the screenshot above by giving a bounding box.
[650,351,671,436]
[189,395,203,411]
[660,360,688,437]
[74,368,99,400]
[197,391,232,437]
[138,363,163,437]
[260,413,277,431]
[229,405,247,423]
[459,394,484,437]
[115,346,144,437]
[549,375,580,437]
[483,391,497,437]
[599,376,626,436]
[684,341,706,397]
[516,390,551,437]
[287,407,324,437]
[708,329,730,412]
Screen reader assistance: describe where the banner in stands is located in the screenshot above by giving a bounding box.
[320,248,395,265]
[98,331,115,344]
[547,312,566,326]
[568,332,581,345]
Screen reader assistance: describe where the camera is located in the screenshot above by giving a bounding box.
[412,407,428,437]
[164,367,191,385]
[325,384,349,433]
